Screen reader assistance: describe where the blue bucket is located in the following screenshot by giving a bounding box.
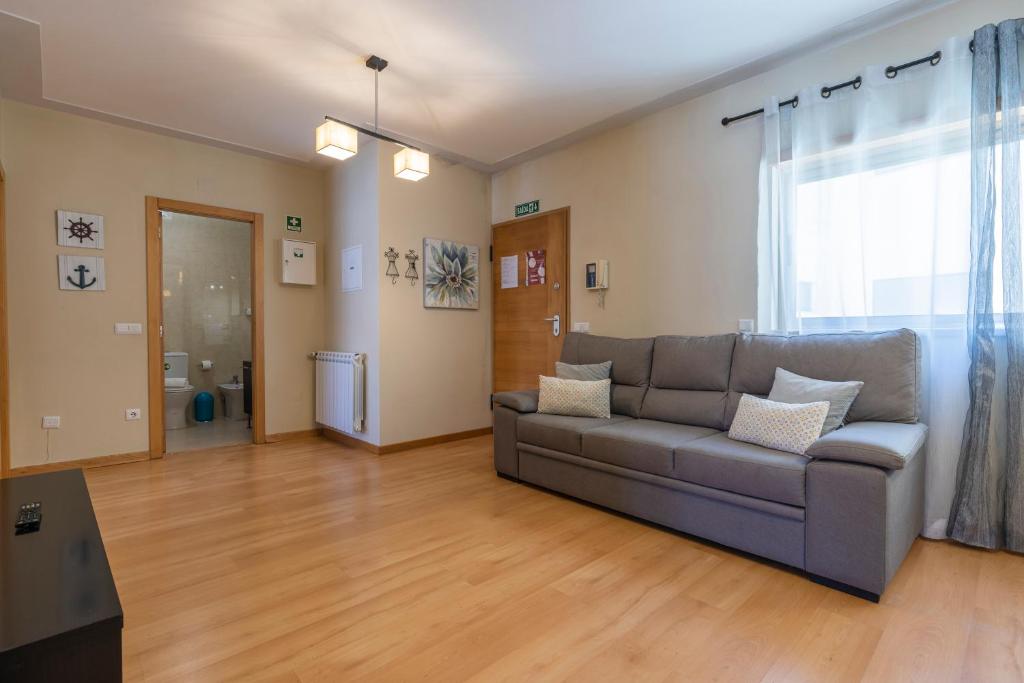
[193,391,214,422]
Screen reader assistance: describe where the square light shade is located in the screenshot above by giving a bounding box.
[394,148,430,181]
[316,120,358,160]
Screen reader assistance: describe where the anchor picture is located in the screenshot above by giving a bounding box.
[58,255,106,291]
[67,264,97,289]
[56,210,105,249]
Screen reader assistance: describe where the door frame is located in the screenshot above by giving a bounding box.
[0,165,10,478]
[145,197,266,458]
[490,206,571,391]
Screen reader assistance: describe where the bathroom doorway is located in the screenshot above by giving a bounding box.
[145,198,265,456]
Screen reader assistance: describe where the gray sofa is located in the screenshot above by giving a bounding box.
[492,329,926,600]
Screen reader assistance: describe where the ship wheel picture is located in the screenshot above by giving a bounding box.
[57,210,104,249]
[64,217,98,244]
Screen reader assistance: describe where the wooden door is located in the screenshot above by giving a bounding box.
[492,207,569,393]
[145,197,266,458]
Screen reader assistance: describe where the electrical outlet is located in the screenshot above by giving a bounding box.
[42,416,60,429]
[738,319,755,333]
[572,321,591,333]
[125,408,142,421]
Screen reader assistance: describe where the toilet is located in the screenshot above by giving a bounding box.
[164,351,195,430]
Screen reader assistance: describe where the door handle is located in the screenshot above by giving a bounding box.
[544,314,560,337]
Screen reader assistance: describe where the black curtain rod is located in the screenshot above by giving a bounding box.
[720,95,799,127]
[722,49,942,127]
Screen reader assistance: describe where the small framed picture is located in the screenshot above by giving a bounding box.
[57,210,105,249]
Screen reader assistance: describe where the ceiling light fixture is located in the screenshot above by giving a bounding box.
[316,55,429,182]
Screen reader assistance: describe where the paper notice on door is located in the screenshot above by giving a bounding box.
[526,249,546,286]
[500,255,519,289]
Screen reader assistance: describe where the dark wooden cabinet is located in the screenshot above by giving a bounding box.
[0,470,123,682]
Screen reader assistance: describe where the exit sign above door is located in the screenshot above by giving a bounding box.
[514,200,540,217]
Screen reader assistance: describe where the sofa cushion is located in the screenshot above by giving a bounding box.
[673,432,808,507]
[640,390,729,431]
[538,376,612,418]
[727,329,919,426]
[727,394,830,456]
[582,420,720,477]
[517,413,632,456]
[560,333,654,417]
[767,367,864,435]
[639,334,736,430]
[555,360,612,381]
[650,334,736,390]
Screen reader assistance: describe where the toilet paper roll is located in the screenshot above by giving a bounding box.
[200,360,213,370]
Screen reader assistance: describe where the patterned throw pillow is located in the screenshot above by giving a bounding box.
[728,394,830,456]
[555,360,612,381]
[538,376,612,418]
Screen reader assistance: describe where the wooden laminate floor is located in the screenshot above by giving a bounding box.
[84,435,1023,682]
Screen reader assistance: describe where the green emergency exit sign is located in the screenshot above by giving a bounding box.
[514,200,540,217]
[286,215,302,231]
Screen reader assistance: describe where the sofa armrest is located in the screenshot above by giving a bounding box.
[492,389,539,413]
[805,421,927,470]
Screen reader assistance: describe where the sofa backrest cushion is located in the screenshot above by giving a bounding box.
[640,334,736,429]
[560,332,654,417]
[726,329,920,426]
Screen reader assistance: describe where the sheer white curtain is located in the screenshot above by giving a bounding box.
[757,36,973,537]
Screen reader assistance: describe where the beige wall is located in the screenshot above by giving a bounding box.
[491,0,1020,338]
[3,100,325,467]
[163,213,251,418]
[324,140,382,445]
[324,140,491,446]
[378,144,492,445]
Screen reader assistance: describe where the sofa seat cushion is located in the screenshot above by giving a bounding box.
[582,420,720,477]
[673,432,808,507]
[517,413,632,455]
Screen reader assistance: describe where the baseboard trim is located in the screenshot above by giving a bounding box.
[9,451,150,477]
[321,428,381,453]
[321,426,493,455]
[266,428,323,443]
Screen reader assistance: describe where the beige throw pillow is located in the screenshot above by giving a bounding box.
[537,376,611,418]
[728,394,830,456]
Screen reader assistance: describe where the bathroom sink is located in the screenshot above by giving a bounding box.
[218,383,246,420]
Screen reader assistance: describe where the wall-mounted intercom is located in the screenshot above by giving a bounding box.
[586,260,609,309]
[585,260,608,290]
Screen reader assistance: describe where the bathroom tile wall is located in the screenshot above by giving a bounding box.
[163,213,251,418]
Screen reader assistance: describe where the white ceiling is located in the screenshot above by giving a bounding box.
[0,0,949,170]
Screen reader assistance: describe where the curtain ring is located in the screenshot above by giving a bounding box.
[820,86,831,99]
[885,66,898,79]
[853,76,863,89]
[930,50,942,66]
[792,95,799,108]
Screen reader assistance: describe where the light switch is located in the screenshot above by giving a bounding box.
[115,323,143,335]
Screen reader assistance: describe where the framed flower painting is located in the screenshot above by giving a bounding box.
[423,238,480,310]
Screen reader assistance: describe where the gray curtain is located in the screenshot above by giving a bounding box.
[948,19,1024,551]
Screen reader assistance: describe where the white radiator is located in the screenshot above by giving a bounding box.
[315,352,366,433]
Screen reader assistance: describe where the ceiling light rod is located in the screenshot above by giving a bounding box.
[321,54,421,151]
[322,115,423,151]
